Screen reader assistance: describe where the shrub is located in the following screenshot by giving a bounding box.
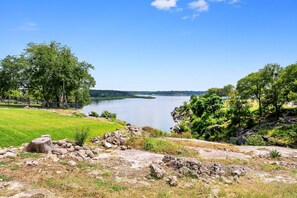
[143,137,183,155]
[74,128,89,146]
[269,150,282,158]
[170,132,192,139]
[100,110,116,119]
[73,112,86,118]
[89,111,99,117]
[247,134,266,146]
[142,126,167,137]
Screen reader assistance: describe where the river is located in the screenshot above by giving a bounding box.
[82,96,190,132]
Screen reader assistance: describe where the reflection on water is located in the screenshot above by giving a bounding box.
[82,96,190,132]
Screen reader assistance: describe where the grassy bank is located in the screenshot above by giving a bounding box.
[0,109,124,147]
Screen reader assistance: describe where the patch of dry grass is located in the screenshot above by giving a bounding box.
[170,139,240,152]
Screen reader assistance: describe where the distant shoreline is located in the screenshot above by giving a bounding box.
[90,95,155,100]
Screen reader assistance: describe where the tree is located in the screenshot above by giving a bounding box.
[25,41,95,107]
[0,55,28,101]
[237,72,264,117]
[281,63,297,103]
[260,64,284,120]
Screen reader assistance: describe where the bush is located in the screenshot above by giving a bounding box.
[100,110,116,119]
[170,132,192,139]
[74,128,89,146]
[142,126,167,137]
[73,112,86,118]
[247,134,266,146]
[89,111,99,117]
[269,150,282,158]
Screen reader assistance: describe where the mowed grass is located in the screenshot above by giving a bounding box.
[0,109,124,147]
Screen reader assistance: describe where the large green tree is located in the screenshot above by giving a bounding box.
[25,41,95,107]
[0,55,28,100]
[281,63,297,102]
[260,64,285,120]
[237,72,264,117]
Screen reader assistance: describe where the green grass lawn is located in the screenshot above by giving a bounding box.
[0,109,124,147]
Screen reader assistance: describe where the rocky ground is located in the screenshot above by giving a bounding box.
[0,126,297,198]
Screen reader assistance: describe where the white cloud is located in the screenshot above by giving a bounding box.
[189,0,209,12]
[18,22,39,31]
[210,0,239,4]
[151,0,177,10]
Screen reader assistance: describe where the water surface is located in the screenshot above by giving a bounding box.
[83,96,190,131]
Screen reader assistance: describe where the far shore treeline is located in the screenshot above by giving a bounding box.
[0,41,95,108]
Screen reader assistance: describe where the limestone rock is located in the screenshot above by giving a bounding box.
[150,163,165,179]
[167,176,178,187]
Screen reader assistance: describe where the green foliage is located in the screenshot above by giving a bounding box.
[269,150,282,158]
[100,110,116,119]
[0,41,95,108]
[142,137,193,156]
[74,128,89,146]
[142,126,167,137]
[0,174,12,182]
[247,134,266,146]
[96,180,128,192]
[89,111,99,117]
[72,112,87,118]
[206,84,235,97]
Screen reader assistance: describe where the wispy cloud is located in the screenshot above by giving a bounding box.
[210,0,239,4]
[151,0,177,10]
[18,22,39,31]
[189,0,209,12]
[151,0,240,20]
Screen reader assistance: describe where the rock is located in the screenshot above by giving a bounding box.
[0,149,8,155]
[74,146,81,150]
[150,163,165,179]
[26,160,39,166]
[120,146,127,150]
[25,136,53,154]
[127,145,133,150]
[237,137,247,145]
[92,148,103,155]
[232,169,246,177]
[103,141,112,149]
[4,152,17,158]
[212,163,222,174]
[52,148,68,155]
[85,150,95,158]
[67,147,75,152]
[67,160,77,166]
[48,155,59,162]
[167,176,178,187]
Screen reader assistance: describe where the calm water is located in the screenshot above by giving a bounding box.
[82,96,190,132]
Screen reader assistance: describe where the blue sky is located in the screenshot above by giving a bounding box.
[1,0,297,91]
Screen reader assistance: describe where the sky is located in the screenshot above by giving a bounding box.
[0,0,297,91]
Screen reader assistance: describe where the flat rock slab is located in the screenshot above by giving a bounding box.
[197,148,252,160]
[111,149,164,169]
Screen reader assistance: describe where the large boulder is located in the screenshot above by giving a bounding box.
[25,136,53,154]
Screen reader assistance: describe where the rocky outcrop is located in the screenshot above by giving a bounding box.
[162,155,208,178]
[91,124,144,149]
